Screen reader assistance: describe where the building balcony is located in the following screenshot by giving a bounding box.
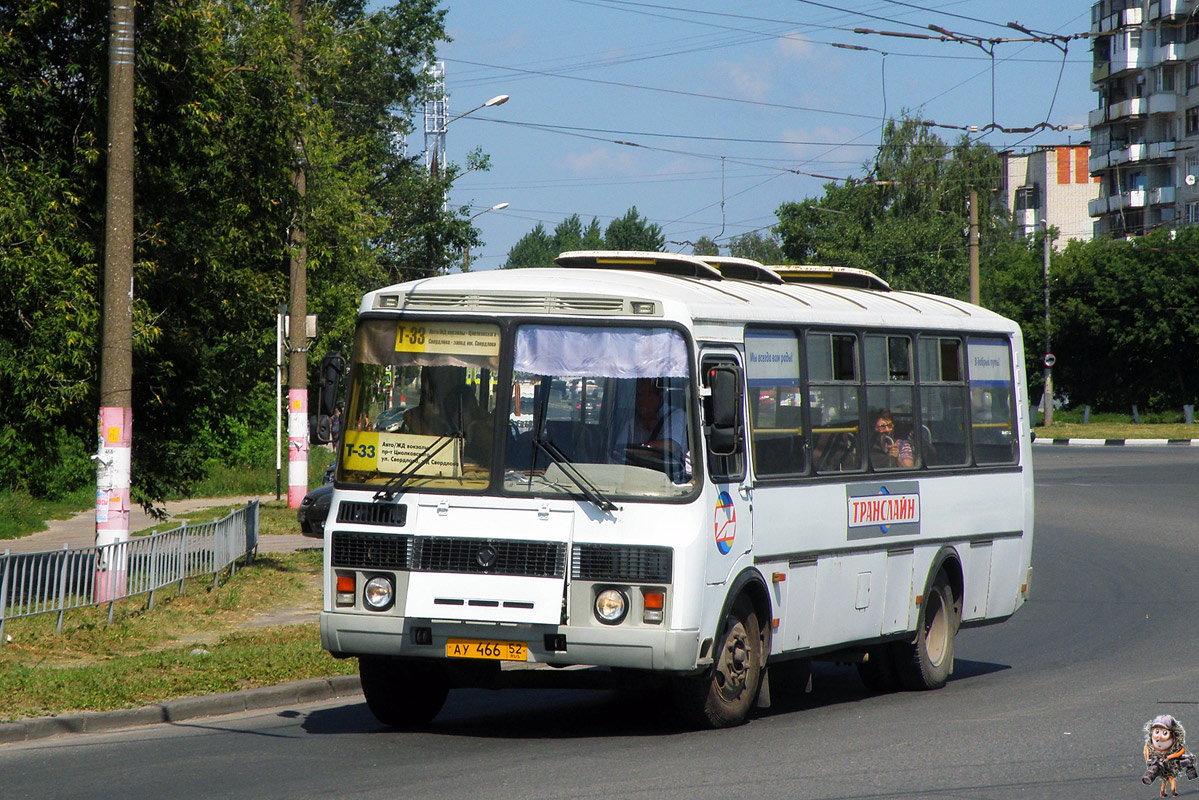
[1108,49,1144,76]
[1089,151,1110,172]
[1109,96,1148,121]
[1150,186,1176,205]
[1153,42,1186,64]
[1148,140,1177,160]
[1091,61,1111,86]
[1150,0,1188,20]
[1089,196,1111,216]
[1123,189,1148,209]
[1013,209,1039,228]
[1095,6,1144,32]
[1148,92,1178,115]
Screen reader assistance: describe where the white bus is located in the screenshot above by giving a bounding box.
[321,251,1034,728]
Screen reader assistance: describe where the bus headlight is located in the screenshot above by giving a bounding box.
[594,588,628,625]
[363,575,395,611]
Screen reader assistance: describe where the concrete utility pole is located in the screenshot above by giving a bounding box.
[968,189,980,306]
[95,0,136,601]
[287,0,309,508]
[1042,220,1054,426]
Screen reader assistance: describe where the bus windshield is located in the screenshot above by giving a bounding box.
[340,319,501,490]
[339,319,696,500]
[504,324,695,501]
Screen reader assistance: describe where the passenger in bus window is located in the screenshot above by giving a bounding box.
[870,409,914,469]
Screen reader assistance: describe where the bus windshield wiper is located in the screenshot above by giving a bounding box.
[373,434,458,500]
[532,436,617,513]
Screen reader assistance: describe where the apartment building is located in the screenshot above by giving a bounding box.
[1089,0,1199,237]
[999,146,1098,244]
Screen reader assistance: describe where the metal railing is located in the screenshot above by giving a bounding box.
[0,501,259,643]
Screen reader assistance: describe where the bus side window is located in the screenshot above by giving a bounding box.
[918,337,968,467]
[808,332,863,474]
[702,358,746,483]
[968,338,1018,465]
[866,334,917,471]
[745,329,805,478]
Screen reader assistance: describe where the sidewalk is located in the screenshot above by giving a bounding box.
[2,495,317,555]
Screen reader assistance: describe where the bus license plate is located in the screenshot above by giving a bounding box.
[445,638,528,661]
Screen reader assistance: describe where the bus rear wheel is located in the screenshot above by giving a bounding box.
[894,572,957,690]
[359,656,449,727]
[673,598,762,728]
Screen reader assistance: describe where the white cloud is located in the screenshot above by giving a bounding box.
[561,147,639,175]
[719,59,772,101]
[776,35,818,62]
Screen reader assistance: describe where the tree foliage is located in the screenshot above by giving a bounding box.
[989,228,1199,411]
[603,206,664,252]
[0,0,455,500]
[502,209,651,268]
[728,230,786,265]
[775,114,1006,296]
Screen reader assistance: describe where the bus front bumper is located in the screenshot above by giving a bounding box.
[321,611,703,673]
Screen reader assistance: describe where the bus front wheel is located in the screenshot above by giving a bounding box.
[673,598,762,728]
[894,572,957,690]
[359,656,449,727]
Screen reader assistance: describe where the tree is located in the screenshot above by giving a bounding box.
[691,237,719,256]
[503,214,605,268]
[728,231,785,265]
[775,113,1005,296]
[503,223,556,270]
[0,0,454,501]
[1048,229,1199,411]
[603,206,664,252]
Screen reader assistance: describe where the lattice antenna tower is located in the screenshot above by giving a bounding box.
[424,62,447,174]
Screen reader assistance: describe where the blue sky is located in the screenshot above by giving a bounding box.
[420,1,1096,269]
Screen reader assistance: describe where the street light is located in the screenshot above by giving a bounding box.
[429,94,510,178]
[462,202,509,273]
[446,94,509,127]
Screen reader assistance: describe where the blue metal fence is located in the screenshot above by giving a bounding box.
[0,501,259,642]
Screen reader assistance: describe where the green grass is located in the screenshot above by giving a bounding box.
[1034,421,1199,441]
[189,447,335,498]
[0,543,354,723]
[0,485,95,542]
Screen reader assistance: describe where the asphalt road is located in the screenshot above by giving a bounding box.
[4,447,1198,800]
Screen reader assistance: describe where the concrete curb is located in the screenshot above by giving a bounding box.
[0,675,362,745]
[1033,438,1199,447]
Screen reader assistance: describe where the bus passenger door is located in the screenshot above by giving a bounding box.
[701,352,751,585]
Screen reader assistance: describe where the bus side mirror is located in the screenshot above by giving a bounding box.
[310,351,345,444]
[706,365,743,456]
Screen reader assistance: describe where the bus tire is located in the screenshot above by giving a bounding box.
[856,645,901,692]
[359,656,449,727]
[894,572,957,691]
[672,597,762,728]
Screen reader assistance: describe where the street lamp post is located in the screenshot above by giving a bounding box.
[462,202,509,272]
[425,93,509,274]
[429,94,509,179]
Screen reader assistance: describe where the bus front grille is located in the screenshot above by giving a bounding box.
[336,501,407,527]
[412,538,566,579]
[572,544,673,583]
[331,532,411,570]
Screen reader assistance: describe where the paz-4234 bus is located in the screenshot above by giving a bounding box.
[319,251,1034,728]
